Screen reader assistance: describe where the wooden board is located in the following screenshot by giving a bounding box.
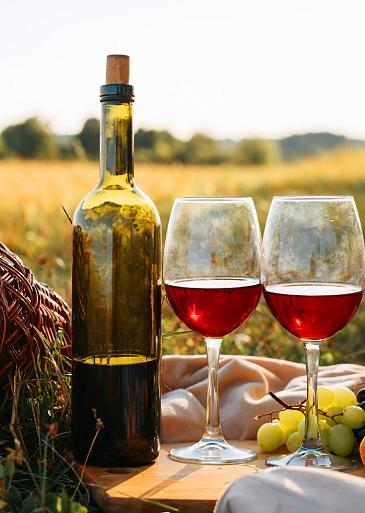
[78,441,365,513]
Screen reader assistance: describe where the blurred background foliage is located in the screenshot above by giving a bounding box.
[0,147,364,366]
[2,118,59,159]
[2,116,365,165]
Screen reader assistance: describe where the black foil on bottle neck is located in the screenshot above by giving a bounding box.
[100,84,134,103]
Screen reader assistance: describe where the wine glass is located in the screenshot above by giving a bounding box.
[164,197,262,464]
[262,196,364,470]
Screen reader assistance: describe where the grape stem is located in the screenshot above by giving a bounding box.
[268,391,305,410]
[254,392,306,420]
[254,391,342,423]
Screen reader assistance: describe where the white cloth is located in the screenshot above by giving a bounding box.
[215,467,365,513]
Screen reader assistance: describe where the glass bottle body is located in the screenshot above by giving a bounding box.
[72,101,162,466]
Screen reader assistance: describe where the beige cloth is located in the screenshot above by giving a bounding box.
[161,355,365,442]
[215,467,365,513]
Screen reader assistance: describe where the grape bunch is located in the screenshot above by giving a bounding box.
[257,386,365,458]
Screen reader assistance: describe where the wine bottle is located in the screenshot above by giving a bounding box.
[72,55,162,467]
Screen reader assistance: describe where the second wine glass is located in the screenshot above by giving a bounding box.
[262,196,364,470]
[164,197,262,464]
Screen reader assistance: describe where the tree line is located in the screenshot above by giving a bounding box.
[0,116,282,165]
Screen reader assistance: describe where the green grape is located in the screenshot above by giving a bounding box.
[317,386,335,411]
[298,416,320,439]
[278,421,295,443]
[297,418,306,439]
[272,419,285,445]
[319,418,331,433]
[318,412,337,427]
[329,424,354,457]
[326,406,344,424]
[286,431,303,453]
[331,387,357,409]
[318,411,336,427]
[342,405,365,429]
[257,422,283,452]
[319,419,331,450]
[278,409,304,431]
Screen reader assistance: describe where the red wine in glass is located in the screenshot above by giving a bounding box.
[264,283,363,340]
[165,278,262,338]
[163,196,262,464]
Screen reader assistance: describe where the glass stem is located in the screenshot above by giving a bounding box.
[302,341,322,450]
[203,338,224,440]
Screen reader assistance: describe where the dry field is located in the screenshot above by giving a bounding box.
[1,148,365,363]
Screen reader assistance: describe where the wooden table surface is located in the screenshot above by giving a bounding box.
[79,441,365,513]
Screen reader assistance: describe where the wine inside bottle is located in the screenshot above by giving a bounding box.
[72,56,162,466]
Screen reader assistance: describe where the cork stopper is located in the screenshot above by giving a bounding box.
[106,55,130,84]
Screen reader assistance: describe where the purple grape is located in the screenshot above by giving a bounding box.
[356,388,365,403]
[353,426,365,445]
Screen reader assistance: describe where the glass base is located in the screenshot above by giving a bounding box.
[169,436,257,465]
[266,447,359,471]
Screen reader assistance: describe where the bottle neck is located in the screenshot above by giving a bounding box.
[99,101,134,188]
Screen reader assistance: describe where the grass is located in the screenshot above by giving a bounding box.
[1,148,365,364]
[0,334,93,512]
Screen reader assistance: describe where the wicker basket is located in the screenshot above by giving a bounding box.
[0,242,71,384]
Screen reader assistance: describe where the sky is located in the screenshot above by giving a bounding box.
[1,0,365,140]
